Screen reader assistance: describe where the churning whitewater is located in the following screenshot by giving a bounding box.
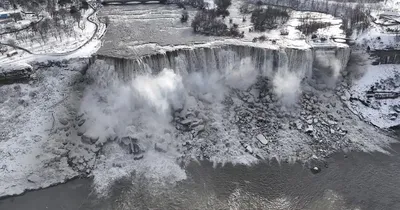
[71,44,393,195]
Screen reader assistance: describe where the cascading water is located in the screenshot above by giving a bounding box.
[84,44,350,195]
[97,45,312,79]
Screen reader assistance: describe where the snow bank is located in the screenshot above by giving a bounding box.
[350,64,400,128]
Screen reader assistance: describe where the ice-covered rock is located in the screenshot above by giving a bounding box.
[154,143,168,153]
[256,134,269,145]
[305,125,314,134]
[310,166,321,174]
[59,118,69,126]
[0,63,33,84]
[245,145,253,154]
[27,174,41,183]
[181,118,194,126]
[77,119,86,127]
[82,133,99,144]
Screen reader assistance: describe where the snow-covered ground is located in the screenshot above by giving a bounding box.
[354,0,400,50]
[0,7,105,65]
[0,5,106,197]
[350,64,400,128]
[0,60,87,197]
[226,2,345,44]
[98,2,346,58]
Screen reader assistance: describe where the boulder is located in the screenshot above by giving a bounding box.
[180,118,194,126]
[310,166,321,174]
[59,118,69,125]
[134,155,144,160]
[305,125,314,134]
[154,143,168,153]
[27,174,41,183]
[328,120,337,125]
[81,133,99,144]
[390,113,398,121]
[130,143,141,155]
[78,119,86,127]
[296,122,303,130]
[245,145,253,154]
[192,124,205,137]
[256,134,269,145]
[0,63,33,84]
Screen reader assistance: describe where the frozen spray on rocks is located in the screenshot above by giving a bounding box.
[74,42,386,196]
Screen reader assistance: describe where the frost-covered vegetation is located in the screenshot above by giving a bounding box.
[296,17,332,36]
[190,0,244,37]
[250,6,290,31]
[191,9,242,37]
[1,0,90,45]
[240,0,372,37]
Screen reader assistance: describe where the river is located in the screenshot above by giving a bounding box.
[1,138,399,210]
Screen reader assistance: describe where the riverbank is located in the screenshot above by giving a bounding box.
[1,140,399,210]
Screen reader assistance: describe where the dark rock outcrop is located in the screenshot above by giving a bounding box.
[0,64,33,84]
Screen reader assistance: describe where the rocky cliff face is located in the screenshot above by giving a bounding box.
[0,63,33,84]
[96,44,350,85]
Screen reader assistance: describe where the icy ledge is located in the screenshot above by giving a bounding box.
[0,59,89,198]
[96,41,351,82]
[0,63,33,84]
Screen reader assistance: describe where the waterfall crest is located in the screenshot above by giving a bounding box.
[96,44,350,85]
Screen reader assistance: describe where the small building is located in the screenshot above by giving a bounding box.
[6,50,17,57]
[0,12,9,19]
[0,10,22,23]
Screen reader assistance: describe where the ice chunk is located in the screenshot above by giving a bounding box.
[256,134,269,145]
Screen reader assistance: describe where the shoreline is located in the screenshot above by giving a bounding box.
[1,140,399,209]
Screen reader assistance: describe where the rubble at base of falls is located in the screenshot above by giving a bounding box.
[0,51,395,198]
[166,76,358,162]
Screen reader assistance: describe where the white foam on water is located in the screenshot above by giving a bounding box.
[92,143,187,197]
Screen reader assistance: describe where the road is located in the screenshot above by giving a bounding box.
[0,2,103,58]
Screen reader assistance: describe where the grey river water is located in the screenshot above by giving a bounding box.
[1,139,400,210]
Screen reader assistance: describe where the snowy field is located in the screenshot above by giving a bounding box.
[97,2,346,58]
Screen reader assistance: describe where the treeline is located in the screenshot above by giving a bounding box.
[8,0,88,14]
[191,10,243,37]
[5,15,79,45]
[243,0,373,37]
[3,0,91,45]
[296,19,331,36]
[251,6,290,31]
[189,0,243,37]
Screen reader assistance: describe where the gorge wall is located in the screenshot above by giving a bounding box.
[95,44,351,84]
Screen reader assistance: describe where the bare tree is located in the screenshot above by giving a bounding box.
[38,18,51,43]
[59,8,69,25]
[70,6,82,24]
